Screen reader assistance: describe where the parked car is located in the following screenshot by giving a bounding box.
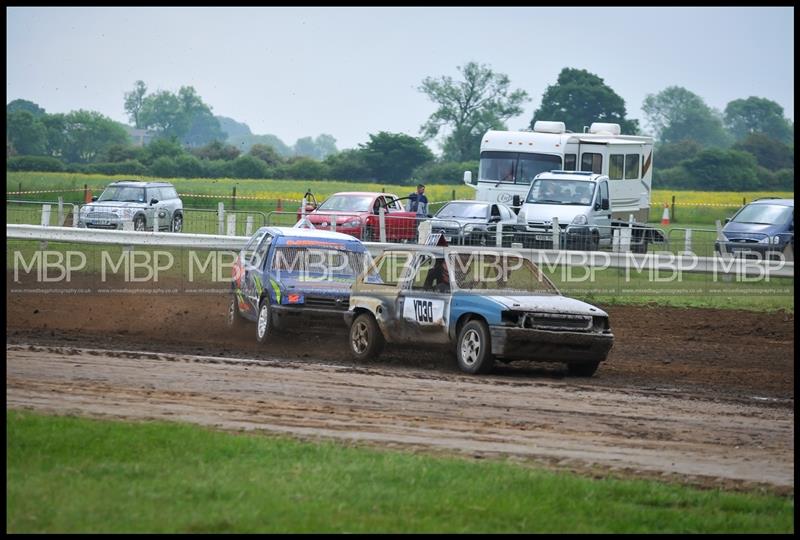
[714,198,794,259]
[78,181,183,232]
[428,200,521,246]
[345,247,614,376]
[228,226,372,342]
[298,191,421,242]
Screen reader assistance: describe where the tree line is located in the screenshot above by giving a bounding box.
[6,64,794,190]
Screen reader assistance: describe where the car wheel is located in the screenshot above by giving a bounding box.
[364,224,376,242]
[227,294,246,329]
[256,298,274,343]
[171,212,183,233]
[349,313,385,361]
[567,361,600,377]
[456,319,494,374]
[134,215,146,232]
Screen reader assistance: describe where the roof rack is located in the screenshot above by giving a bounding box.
[548,170,594,175]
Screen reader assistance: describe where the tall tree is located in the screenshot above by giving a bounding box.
[59,110,130,163]
[642,86,731,147]
[124,80,148,128]
[732,132,794,171]
[6,99,46,117]
[531,68,639,134]
[136,85,225,146]
[419,61,529,162]
[6,110,47,155]
[724,97,793,144]
[360,131,434,183]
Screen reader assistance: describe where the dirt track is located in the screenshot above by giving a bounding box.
[6,275,795,493]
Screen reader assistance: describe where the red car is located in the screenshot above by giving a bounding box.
[298,191,421,242]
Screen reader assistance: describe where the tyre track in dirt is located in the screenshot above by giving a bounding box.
[7,344,794,494]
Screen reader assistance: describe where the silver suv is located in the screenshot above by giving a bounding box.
[78,181,184,232]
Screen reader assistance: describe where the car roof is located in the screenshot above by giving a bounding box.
[259,226,361,242]
[108,181,174,187]
[749,198,794,207]
[326,191,385,196]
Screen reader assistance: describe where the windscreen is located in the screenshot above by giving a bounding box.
[731,204,792,225]
[479,151,562,185]
[317,195,374,212]
[271,246,371,281]
[435,202,489,219]
[526,179,596,205]
[98,186,145,203]
[448,252,558,294]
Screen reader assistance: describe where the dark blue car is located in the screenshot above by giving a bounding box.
[715,198,794,260]
[228,226,371,342]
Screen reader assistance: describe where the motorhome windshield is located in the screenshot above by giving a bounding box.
[479,152,562,185]
[526,179,596,206]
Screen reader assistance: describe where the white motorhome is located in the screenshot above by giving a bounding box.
[464,121,654,223]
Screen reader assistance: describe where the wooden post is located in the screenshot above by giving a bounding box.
[451,189,455,200]
[671,195,676,224]
[232,186,237,210]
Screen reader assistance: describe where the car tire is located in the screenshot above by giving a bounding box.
[134,214,146,232]
[364,224,376,242]
[171,212,183,233]
[349,312,385,361]
[256,298,274,344]
[567,361,600,377]
[227,294,247,329]
[456,319,494,374]
[588,232,600,251]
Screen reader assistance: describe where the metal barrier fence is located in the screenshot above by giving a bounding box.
[7,200,269,238]
[7,200,795,261]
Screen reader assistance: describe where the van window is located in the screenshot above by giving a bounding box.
[162,186,178,199]
[625,154,640,179]
[564,154,577,171]
[609,155,624,180]
[580,153,602,174]
[147,188,163,202]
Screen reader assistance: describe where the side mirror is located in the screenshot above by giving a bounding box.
[601,198,610,211]
[91,196,98,202]
[463,171,473,185]
[724,218,731,225]
[512,195,521,207]
[150,198,159,205]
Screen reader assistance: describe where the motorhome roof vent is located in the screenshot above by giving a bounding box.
[589,122,621,136]
[533,121,566,134]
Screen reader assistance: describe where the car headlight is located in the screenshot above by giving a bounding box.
[771,235,782,245]
[121,208,134,219]
[342,218,361,228]
[757,236,770,244]
[571,214,588,225]
[464,224,485,233]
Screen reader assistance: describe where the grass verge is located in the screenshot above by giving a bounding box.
[6,410,794,533]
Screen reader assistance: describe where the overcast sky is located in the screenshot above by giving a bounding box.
[6,6,794,153]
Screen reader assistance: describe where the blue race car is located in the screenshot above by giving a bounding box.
[345,247,614,376]
[228,226,372,342]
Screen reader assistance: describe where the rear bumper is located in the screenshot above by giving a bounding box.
[490,325,614,362]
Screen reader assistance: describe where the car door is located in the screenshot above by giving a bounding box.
[241,232,274,317]
[396,253,451,344]
[595,180,612,243]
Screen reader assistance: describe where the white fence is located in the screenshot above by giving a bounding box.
[6,224,794,278]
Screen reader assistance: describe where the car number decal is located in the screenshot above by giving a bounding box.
[403,297,445,325]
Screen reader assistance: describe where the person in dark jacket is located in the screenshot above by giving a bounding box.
[408,184,429,216]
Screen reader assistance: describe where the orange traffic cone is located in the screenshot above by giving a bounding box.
[661,203,670,225]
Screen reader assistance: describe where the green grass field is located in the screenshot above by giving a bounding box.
[7,172,793,223]
[6,410,793,533]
